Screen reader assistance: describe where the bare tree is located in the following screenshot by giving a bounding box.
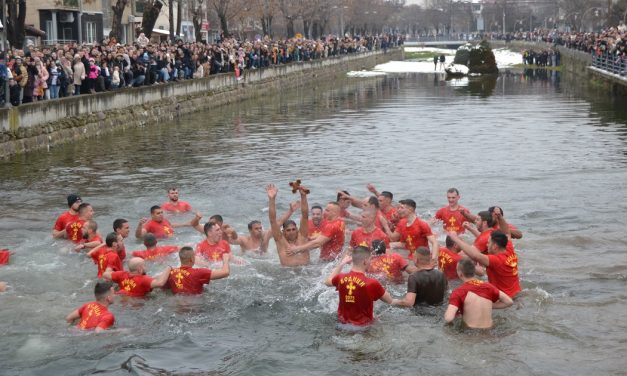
[190,0,205,41]
[177,0,182,39]
[5,0,26,48]
[208,0,245,37]
[109,0,130,41]
[141,0,164,38]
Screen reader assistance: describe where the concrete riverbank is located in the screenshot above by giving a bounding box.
[0,48,403,158]
[492,40,627,96]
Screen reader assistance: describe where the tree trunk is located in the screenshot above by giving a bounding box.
[169,0,175,42]
[6,0,26,48]
[285,17,294,37]
[109,0,130,41]
[219,14,229,37]
[191,0,204,42]
[303,19,311,39]
[142,0,164,38]
[176,0,182,40]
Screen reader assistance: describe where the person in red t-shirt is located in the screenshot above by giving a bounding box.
[135,205,201,240]
[74,220,103,252]
[53,194,82,238]
[366,184,399,232]
[196,221,233,262]
[325,246,393,326]
[161,187,193,213]
[439,235,465,280]
[103,257,171,298]
[367,239,416,284]
[386,199,439,262]
[432,188,476,235]
[88,233,124,278]
[65,281,115,332]
[468,211,515,254]
[444,258,513,329]
[165,246,230,295]
[288,201,345,262]
[131,233,179,261]
[308,205,324,240]
[448,213,521,299]
[336,190,362,223]
[488,206,523,239]
[113,218,131,262]
[349,209,390,251]
[65,203,95,244]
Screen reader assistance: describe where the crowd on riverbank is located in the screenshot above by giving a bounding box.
[0,33,404,106]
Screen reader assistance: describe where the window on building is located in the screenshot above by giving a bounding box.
[135,1,145,14]
[86,21,96,43]
[63,0,79,7]
[45,20,54,43]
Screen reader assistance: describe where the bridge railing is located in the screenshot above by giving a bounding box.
[592,52,627,76]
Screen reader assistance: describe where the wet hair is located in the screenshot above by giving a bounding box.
[168,187,178,192]
[150,205,161,214]
[381,191,393,200]
[78,203,91,214]
[179,246,194,262]
[352,246,371,264]
[399,199,416,210]
[490,230,508,249]
[94,281,113,300]
[372,240,386,255]
[488,206,504,217]
[203,221,220,235]
[143,233,157,247]
[248,220,261,230]
[311,205,323,211]
[445,235,455,249]
[209,214,223,224]
[457,258,475,278]
[336,190,350,202]
[447,188,460,195]
[327,201,340,208]
[282,220,297,230]
[113,218,128,231]
[478,211,495,227]
[414,246,431,261]
[367,196,380,209]
[105,232,118,247]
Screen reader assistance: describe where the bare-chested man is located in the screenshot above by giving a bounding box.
[444,258,513,329]
[266,183,310,266]
[231,203,300,254]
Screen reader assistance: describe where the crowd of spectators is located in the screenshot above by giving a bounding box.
[0,33,404,106]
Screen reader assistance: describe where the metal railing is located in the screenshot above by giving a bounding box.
[592,52,627,76]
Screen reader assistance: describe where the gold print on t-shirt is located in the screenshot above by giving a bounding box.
[345,281,357,303]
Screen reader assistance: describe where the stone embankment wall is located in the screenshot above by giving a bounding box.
[492,40,627,95]
[0,48,402,158]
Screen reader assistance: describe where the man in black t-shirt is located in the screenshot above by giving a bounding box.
[392,247,447,307]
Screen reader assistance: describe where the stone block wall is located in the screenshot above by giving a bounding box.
[0,48,403,158]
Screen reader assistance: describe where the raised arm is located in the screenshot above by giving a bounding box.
[135,218,148,239]
[266,184,282,242]
[366,183,380,197]
[324,255,352,286]
[172,211,202,228]
[298,186,310,239]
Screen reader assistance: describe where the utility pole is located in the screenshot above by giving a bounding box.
[607,0,612,27]
[78,0,83,44]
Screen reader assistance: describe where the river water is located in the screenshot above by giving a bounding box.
[1,66,626,375]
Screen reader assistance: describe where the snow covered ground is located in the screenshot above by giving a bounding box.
[347,47,523,76]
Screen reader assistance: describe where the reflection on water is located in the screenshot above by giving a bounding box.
[1,71,627,375]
